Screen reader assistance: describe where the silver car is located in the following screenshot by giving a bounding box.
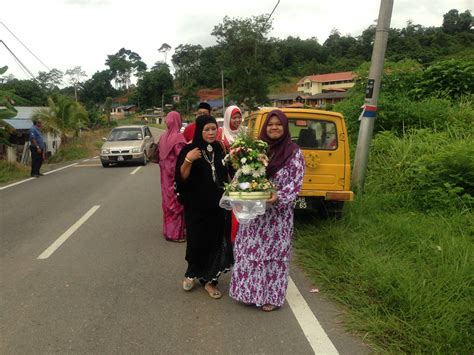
[100,125,155,167]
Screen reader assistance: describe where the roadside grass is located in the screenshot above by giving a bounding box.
[294,197,473,353]
[0,160,30,183]
[48,129,109,164]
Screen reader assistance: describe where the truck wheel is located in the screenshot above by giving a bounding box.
[320,200,344,219]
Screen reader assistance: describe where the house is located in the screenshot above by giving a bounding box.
[297,71,356,96]
[268,93,306,108]
[268,91,347,109]
[0,106,61,163]
[110,104,137,118]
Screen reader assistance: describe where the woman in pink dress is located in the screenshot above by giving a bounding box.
[158,111,186,242]
[229,110,305,311]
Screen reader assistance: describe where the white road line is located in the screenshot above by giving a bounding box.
[93,156,99,159]
[130,166,142,175]
[82,158,90,162]
[0,177,36,190]
[37,205,100,260]
[287,277,339,354]
[43,163,78,175]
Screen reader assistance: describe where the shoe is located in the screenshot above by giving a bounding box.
[38,173,45,176]
[31,174,40,178]
[182,277,194,291]
[204,283,222,299]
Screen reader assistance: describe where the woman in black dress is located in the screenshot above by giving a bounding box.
[175,115,233,299]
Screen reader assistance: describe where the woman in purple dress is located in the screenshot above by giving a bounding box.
[158,111,186,242]
[229,110,305,312]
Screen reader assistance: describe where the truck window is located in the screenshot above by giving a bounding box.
[288,119,338,150]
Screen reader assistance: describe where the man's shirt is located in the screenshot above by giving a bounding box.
[29,125,45,150]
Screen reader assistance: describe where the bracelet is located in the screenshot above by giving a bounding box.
[184,157,193,164]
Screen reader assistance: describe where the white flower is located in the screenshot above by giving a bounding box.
[252,170,262,178]
[241,165,252,175]
[241,157,247,164]
[239,182,250,190]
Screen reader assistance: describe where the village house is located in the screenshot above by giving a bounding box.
[0,106,61,163]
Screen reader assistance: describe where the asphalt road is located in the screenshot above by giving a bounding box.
[0,130,369,354]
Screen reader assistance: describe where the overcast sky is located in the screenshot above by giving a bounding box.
[1,0,472,81]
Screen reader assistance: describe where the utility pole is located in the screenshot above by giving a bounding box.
[221,69,225,114]
[352,0,394,191]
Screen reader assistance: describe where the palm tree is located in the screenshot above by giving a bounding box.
[33,95,89,139]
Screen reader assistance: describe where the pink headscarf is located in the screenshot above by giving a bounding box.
[159,111,186,161]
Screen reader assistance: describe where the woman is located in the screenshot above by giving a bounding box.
[222,105,244,242]
[175,115,233,299]
[158,111,186,242]
[229,110,305,311]
[222,105,243,149]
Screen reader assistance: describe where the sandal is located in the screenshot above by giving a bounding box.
[182,277,194,291]
[262,304,279,312]
[204,283,222,299]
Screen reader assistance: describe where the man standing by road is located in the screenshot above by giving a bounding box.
[182,102,212,142]
[29,119,45,177]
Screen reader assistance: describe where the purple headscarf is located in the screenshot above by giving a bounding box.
[259,110,299,178]
[159,111,186,161]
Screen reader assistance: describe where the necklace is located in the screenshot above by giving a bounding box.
[202,150,217,182]
[206,144,213,152]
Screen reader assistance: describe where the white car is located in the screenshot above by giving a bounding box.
[100,125,155,167]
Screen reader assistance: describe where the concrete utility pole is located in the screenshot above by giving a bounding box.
[352,0,394,191]
[221,70,225,114]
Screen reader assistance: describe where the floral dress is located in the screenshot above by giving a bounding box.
[229,149,305,307]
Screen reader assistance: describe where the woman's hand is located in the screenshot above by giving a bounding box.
[186,148,201,163]
[266,192,279,204]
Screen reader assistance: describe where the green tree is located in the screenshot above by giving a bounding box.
[33,95,89,137]
[135,62,173,108]
[442,9,473,34]
[0,79,47,106]
[211,14,273,109]
[172,44,203,102]
[105,48,147,90]
[104,96,112,123]
[36,69,63,92]
[80,70,117,108]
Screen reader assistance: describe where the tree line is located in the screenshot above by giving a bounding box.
[0,8,472,117]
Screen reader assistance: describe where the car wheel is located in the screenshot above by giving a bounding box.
[141,152,148,166]
[102,162,109,168]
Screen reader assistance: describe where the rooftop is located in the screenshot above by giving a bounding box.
[298,71,356,84]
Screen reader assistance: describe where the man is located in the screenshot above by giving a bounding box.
[182,102,212,142]
[29,119,45,177]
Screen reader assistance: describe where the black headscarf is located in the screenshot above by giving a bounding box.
[190,115,221,152]
[259,109,299,178]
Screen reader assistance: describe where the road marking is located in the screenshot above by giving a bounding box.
[0,177,36,190]
[43,163,78,175]
[287,277,339,354]
[37,205,101,260]
[74,164,102,167]
[82,158,90,162]
[93,156,99,159]
[130,166,142,175]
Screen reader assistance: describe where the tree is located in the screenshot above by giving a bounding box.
[172,44,203,100]
[135,62,173,108]
[80,70,117,108]
[158,43,172,63]
[104,96,112,123]
[105,48,147,90]
[0,79,47,105]
[33,95,89,137]
[65,66,87,102]
[211,15,274,109]
[443,9,473,34]
[36,68,63,92]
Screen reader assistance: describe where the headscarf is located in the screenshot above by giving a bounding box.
[259,109,299,178]
[223,105,242,144]
[159,111,186,161]
[190,115,221,151]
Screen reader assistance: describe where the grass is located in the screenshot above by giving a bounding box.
[0,160,30,183]
[46,129,109,164]
[294,198,473,353]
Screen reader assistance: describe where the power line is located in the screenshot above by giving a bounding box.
[0,21,51,72]
[0,40,38,80]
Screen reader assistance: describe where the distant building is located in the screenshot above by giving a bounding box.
[297,71,356,96]
[110,104,137,118]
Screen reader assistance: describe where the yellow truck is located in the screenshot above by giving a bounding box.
[244,108,354,217]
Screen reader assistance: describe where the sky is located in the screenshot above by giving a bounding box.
[1,0,472,82]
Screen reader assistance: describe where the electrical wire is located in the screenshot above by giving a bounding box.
[0,21,50,72]
[0,40,37,80]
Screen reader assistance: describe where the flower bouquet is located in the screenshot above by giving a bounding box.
[219,133,274,223]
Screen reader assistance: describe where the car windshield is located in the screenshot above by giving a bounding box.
[108,128,143,141]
